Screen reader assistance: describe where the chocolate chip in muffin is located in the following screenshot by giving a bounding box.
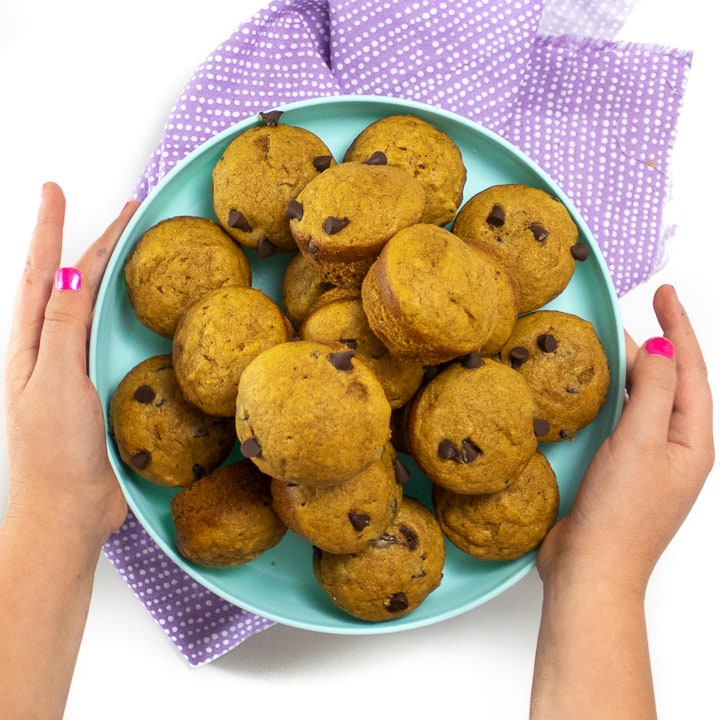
[385,592,409,612]
[362,150,388,165]
[130,450,151,470]
[257,236,277,258]
[312,155,333,171]
[529,223,549,243]
[285,200,303,220]
[537,333,558,352]
[327,349,355,371]
[487,204,505,227]
[571,242,590,261]
[241,437,262,458]
[510,346,530,368]
[133,385,155,404]
[228,209,251,232]
[348,512,371,531]
[533,419,551,437]
[323,216,350,235]
[259,109,283,126]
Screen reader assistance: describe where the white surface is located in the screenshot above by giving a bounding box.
[0,1,717,717]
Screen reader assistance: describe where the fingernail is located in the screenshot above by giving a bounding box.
[54,267,82,292]
[644,336,675,360]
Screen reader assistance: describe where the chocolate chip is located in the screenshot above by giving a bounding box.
[438,439,459,460]
[529,224,549,242]
[534,419,551,437]
[339,338,358,350]
[241,437,262,458]
[133,385,155,404]
[393,457,411,484]
[130,450,151,470]
[323,216,350,234]
[348,512,371,531]
[285,199,303,220]
[509,346,530,368]
[259,110,283,126]
[461,437,482,463]
[192,464,206,481]
[362,150,388,165]
[537,333,558,352]
[399,524,419,550]
[327,348,355,371]
[257,236,277,258]
[228,209,251,232]
[312,154,333,171]
[571,242,590,261]
[487,204,505,227]
[308,239,320,257]
[422,365,441,383]
[461,352,484,369]
[385,592,409,613]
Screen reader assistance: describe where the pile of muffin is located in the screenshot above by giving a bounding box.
[109,111,611,622]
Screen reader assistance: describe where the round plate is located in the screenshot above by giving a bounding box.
[90,95,625,634]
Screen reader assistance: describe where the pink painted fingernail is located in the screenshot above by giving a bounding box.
[644,336,675,360]
[54,267,82,292]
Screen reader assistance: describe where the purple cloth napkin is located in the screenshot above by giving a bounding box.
[104,0,692,666]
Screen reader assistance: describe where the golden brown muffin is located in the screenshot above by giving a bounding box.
[452,184,582,313]
[299,296,424,409]
[361,224,499,365]
[432,450,559,560]
[281,251,336,330]
[289,160,426,288]
[235,340,392,485]
[212,113,336,255]
[124,215,252,338]
[312,496,445,621]
[171,459,287,567]
[271,443,405,554]
[343,114,466,226]
[173,286,293,417]
[498,310,611,442]
[109,355,236,487]
[407,356,538,495]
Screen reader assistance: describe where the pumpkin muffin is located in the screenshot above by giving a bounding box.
[124,215,251,338]
[235,340,392,485]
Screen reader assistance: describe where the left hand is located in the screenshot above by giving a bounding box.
[3,182,139,547]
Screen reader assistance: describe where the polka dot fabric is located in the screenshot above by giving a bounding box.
[111,0,692,666]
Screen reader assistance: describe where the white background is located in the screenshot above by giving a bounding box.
[0,0,717,717]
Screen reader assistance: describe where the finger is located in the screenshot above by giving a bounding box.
[5,182,66,395]
[33,200,140,379]
[653,284,714,453]
[75,200,140,305]
[615,332,677,449]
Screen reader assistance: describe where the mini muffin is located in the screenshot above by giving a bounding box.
[432,450,559,561]
[212,113,336,255]
[271,443,405,554]
[299,296,424,408]
[173,286,293,417]
[312,496,445,622]
[361,224,499,365]
[343,114,466,226]
[171,459,287,567]
[407,356,538,495]
[281,251,336,330]
[289,160,426,288]
[109,355,236,487]
[124,215,252,338]
[452,184,584,313]
[498,310,611,442]
[235,340,392,485]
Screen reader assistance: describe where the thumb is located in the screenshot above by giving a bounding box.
[617,335,677,448]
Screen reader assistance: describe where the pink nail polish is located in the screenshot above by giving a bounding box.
[644,336,675,360]
[54,267,82,292]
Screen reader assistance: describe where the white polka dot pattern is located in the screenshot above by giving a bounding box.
[113,0,692,665]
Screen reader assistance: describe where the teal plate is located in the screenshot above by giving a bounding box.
[90,95,625,634]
